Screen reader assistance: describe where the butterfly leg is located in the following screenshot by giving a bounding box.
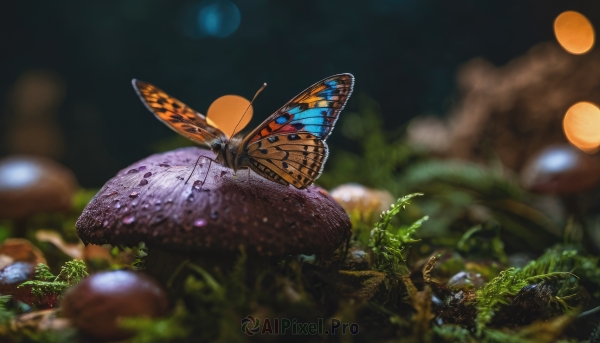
[201,158,213,188]
[185,154,204,184]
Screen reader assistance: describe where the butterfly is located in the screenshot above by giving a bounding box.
[132,74,354,189]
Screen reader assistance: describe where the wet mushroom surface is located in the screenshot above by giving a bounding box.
[76,147,351,257]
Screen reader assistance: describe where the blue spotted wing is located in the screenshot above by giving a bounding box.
[243,74,354,188]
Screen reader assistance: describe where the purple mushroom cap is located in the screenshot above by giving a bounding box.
[76,147,351,256]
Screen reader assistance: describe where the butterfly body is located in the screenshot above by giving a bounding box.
[214,135,245,173]
[133,74,354,189]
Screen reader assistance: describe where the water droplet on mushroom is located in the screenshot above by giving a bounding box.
[122,215,135,224]
[193,180,203,190]
[159,163,170,167]
[210,211,219,219]
[132,201,138,207]
[127,168,138,174]
[167,198,173,203]
[139,179,148,186]
[129,192,139,198]
[262,217,268,223]
[138,166,147,171]
[155,200,162,205]
[103,220,109,227]
[114,202,121,209]
[193,219,207,227]
[144,172,152,178]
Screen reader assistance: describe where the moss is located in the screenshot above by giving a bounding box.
[474,245,591,334]
[475,268,529,333]
[18,260,88,298]
[369,193,427,276]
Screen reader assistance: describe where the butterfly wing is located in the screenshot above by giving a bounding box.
[132,79,227,148]
[247,132,328,189]
[244,73,354,145]
[244,74,354,188]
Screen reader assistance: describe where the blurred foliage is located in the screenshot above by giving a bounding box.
[321,96,562,254]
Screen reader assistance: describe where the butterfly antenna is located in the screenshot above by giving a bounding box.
[230,83,267,137]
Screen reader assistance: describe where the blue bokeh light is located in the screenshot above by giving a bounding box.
[197,0,241,38]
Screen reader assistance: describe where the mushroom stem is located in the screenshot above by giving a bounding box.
[144,248,237,288]
[11,218,27,238]
[143,248,274,291]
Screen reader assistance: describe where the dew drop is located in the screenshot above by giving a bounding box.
[139,179,148,186]
[103,220,109,227]
[127,168,138,174]
[129,192,139,198]
[262,217,268,223]
[144,172,152,178]
[122,215,135,224]
[167,198,173,203]
[193,180,203,190]
[210,211,219,219]
[193,219,207,227]
[114,202,121,209]
[138,166,147,171]
[155,200,162,205]
[132,201,138,207]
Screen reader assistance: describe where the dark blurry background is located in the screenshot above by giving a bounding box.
[1,0,599,187]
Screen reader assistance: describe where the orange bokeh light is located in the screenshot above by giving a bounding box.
[206,95,253,138]
[563,101,600,154]
[554,11,595,55]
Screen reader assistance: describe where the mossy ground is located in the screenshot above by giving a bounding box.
[1,98,600,342]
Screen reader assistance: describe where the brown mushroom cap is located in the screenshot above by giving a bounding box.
[76,147,351,256]
[520,145,600,195]
[0,156,78,219]
[61,270,168,341]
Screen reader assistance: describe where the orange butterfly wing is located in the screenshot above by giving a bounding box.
[132,80,227,148]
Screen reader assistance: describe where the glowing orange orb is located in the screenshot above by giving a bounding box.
[563,101,600,153]
[554,11,595,55]
[206,95,253,138]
